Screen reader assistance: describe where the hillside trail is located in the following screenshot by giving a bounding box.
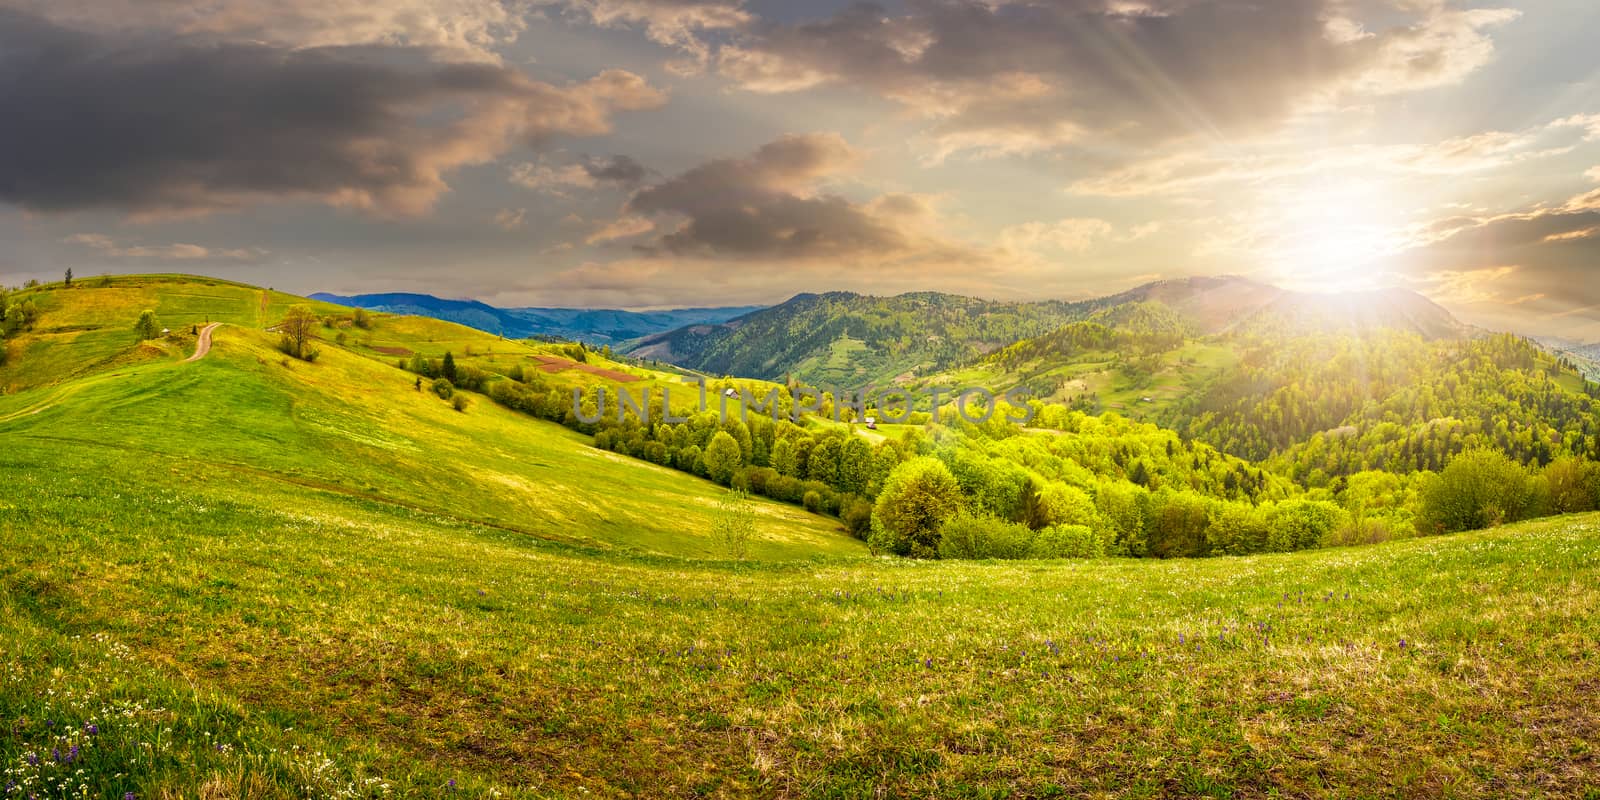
[185,323,222,363]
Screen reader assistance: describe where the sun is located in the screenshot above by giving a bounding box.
[1265,177,1408,294]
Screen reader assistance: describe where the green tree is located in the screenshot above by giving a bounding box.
[1418,448,1533,533]
[63,268,72,287]
[870,457,963,558]
[134,309,161,340]
[705,431,743,486]
[442,351,458,383]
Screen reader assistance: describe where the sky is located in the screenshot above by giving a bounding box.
[1,0,1597,339]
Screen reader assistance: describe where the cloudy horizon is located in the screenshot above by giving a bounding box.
[1,0,1597,338]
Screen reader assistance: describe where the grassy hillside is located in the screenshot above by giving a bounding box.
[2,441,1596,797]
[0,277,858,560]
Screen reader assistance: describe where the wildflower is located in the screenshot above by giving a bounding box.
[126,794,137,800]
[85,723,99,735]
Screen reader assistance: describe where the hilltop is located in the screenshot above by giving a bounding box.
[623,277,1468,387]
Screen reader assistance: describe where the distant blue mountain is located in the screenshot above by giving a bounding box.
[309,292,765,346]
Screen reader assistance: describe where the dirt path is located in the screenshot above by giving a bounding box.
[186,323,222,363]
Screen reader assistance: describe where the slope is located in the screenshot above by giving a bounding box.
[0,276,861,560]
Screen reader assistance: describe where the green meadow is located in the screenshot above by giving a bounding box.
[1,277,1597,798]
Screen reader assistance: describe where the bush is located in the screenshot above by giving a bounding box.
[1145,490,1213,558]
[1028,524,1103,559]
[1264,499,1348,552]
[451,394,469,413]
[1418,448,1533,533]
[937,512,1034,560]
[802,490,824,513]
[710,491,757,560]
[840,497,874,539]
[1206,502,1268,555]
[1543,456,1600,514]
[431,378,454,400]
[870,457,963,558]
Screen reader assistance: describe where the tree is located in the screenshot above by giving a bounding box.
[1418,448,1533,533]
[63,268,72,287]
[278,305,320,361]
[352,307,371,329]
[134,309,161,340]
[870,457,962,558]
[442,351,458,383]
[710,491,757,560]
[704,431,743,485]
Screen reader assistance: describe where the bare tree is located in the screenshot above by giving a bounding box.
[278,305,320,361]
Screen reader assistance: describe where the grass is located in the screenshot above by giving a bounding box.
[2,441,1597,797]
[2,276,1597,797]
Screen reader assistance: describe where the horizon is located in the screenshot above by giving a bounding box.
[0,1,1597,339]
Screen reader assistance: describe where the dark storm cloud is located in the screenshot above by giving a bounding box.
[622,133,921,259]
[0,9,664,216]
[1399,189,1600,327]
[718,0,1517,157]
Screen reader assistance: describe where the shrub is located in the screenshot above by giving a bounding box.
[1145,490,1212,558]
[1543,456,1600,514]
[938,512,1034,560]
[1265,499,1348,552]
[1028,524,1103,559]
[1206,502,1268,555]
[1417,448,1533,533]
[710,491,757,560]
[840,497,874,539]
[431,378,454,400]
[134,309,161,340]
[870,457,963,558]
[451,394,469,412]
[802,490,824,513]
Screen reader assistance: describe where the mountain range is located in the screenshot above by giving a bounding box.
[623,276,1469,385]
[307,291,763,346]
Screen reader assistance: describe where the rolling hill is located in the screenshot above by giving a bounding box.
[2,274,1598,796]
[309,291,763,346]
[624,277,1469,388]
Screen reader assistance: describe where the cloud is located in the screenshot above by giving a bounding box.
[586,215,656,244]
[999,218,1114,254]
[0,0,528,63]
[554,0,750,71]
[493,208,529,230]
[1071,114,1592,197]
[64,233,257,260]
[510,154,652,194]
[621,132,955,260]
[718,0,1517,160]
[1395,188,1600,333]
[0,10,665,217]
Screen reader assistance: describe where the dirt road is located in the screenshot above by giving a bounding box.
[185,323,222,362]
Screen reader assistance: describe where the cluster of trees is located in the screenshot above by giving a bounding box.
[1,289,40,341]
[645,291,1095,385]
[1170,333,1600,479]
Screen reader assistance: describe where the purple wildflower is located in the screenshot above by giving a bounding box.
[85,723,99,735]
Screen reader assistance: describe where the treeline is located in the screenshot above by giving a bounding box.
[1169,333,1600,478]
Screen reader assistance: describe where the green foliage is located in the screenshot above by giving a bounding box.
[431,378,454,399]
[871,457,962,557]
[1028,524,1105,559]
[1544,456,1600,514]
[937,512,1032,559]
[134,309,161,340]
[704,430,743,486]
[451,393,470,412]
[1418,448,1534,534]
[1265,499,1349,552]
